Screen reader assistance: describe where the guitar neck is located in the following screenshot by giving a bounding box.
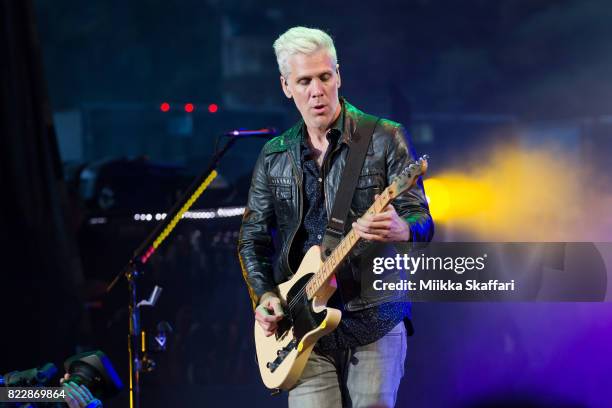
[305,186,397,299]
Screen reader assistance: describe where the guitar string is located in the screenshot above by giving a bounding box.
[287,264,331,311]
[286,260,327,311]
[286,200,379,311]
[286,230,355,312]
[286,254,333,311]
[286,228,356,311]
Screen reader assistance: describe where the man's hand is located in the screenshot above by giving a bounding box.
[255,293,285,337]
[60,374,102,408]
[352,195,411,242]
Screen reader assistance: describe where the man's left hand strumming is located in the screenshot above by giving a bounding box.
[352,194,411,242]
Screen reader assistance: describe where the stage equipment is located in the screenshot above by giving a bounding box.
[106,127,276,408]
[224,127,277,137]
[63,350,123,400]
[151,321,173,353]
[1,363,57,387]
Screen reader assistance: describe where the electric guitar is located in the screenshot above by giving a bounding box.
[254,155,429,390]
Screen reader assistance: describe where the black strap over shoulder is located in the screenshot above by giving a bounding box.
[320,113,379,259]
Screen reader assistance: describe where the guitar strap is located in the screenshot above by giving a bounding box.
[320,113,380,260]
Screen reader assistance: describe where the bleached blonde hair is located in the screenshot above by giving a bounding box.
[273,26,337,78]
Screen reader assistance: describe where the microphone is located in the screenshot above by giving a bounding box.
[224,127,277,138]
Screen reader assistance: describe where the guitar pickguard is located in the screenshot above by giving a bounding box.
[283,273,327,342]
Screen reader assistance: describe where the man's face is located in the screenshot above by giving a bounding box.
[280,49,341,131]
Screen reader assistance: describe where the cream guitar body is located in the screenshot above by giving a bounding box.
[254,245,341,390]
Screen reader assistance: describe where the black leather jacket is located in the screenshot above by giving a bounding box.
[238,99,434,311]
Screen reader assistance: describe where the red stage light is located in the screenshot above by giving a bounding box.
[160,102,170,112]
[208,103,218,113]
[184,103,194,113]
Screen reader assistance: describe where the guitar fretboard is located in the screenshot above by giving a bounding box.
[304,187,396,299]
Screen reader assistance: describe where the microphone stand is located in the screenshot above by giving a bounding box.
[106,133,257,408]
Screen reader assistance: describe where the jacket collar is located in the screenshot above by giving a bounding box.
[340,97,366,145]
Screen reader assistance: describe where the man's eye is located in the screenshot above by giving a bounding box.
[321,75,331,81]
[299,79,310,85]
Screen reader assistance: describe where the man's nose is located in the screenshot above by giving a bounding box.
[309,79,324,97]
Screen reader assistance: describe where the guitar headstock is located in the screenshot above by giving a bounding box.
[387,155,429,199]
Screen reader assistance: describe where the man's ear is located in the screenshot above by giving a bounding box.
[336,64,341,89]
[280,76,292,98]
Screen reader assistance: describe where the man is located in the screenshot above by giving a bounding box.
[238,26,433,407]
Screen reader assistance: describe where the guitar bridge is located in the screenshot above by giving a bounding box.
[266,338,298,373]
